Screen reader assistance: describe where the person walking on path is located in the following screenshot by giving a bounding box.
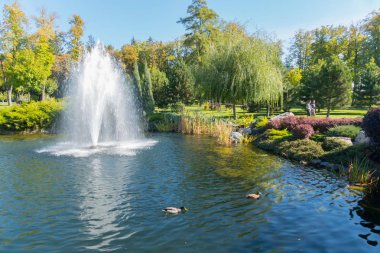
[311,100,316,116]
[306,100,311,116]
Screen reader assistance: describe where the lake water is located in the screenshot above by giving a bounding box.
[0,134,379,252]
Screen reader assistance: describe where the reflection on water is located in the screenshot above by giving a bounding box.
[0,134,379,252]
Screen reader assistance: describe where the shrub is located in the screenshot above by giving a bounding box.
[326,125,361,140]
[170,102,186,113]
[321,144,369,165]
[310,133,326,142]
[254,129,292,153]
[267,119,281,130]
[0,100,64,132]
[322,137,352,152]
[279,139,325,161]
[362,106,380,145]
[268,116,362,133]
[254,117,269,128]
[264,129,293,141]
[291,124,314,139]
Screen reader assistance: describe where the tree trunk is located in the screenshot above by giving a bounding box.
[232,103,237,120]
[7,85,12,106]
[41,85,46,101]
[266,103,270,118]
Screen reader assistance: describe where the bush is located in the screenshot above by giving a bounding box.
[291,124,314,139]
[254,117,269,128]
[326,125,361,140]
[254,129,292,153]
[321,144,369,165]
[310,133,327,142]
[362,107,380,145]
[170,102,186,113]
[279,139,325,161]
[267,116,362,133]
[0,100,64,132]
[322,137,352,152]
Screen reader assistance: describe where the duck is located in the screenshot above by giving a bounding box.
[162,207,188,214]
[246,192,261,199]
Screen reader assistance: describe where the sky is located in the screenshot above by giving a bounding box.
[2,0,380,53]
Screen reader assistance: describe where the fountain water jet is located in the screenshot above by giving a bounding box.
[66,43,142,146]
[38,43,156,157]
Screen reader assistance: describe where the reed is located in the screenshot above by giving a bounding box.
[340,157,379,191]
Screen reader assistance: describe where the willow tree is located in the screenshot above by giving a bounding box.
[194,23,283,119]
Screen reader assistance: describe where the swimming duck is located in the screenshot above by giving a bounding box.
[246,192,261,199]
[162,207,188,214]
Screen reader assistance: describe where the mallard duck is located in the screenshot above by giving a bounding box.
[162,207,188,214]
[246,192,261,199]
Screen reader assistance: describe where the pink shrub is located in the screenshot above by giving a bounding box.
[291,124,315,139]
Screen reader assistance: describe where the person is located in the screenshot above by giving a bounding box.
[311,100,316,116]
[306,100,311,116]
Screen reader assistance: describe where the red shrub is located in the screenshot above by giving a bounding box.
[291,124,315,139]
[268,116,362,133]
[267,119,282,130]
[362,107,380,145]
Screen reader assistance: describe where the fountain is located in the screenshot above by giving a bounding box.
[38,43,156,157]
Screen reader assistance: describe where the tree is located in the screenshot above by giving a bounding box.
[356,58,380,108]
[283,67,302,111]
[68,15,84,61]
[150,67,170,108]
[167,59,194,105]
[195,23,283,119]
[178,0,220,63]
[301,57,352,117]
[0,2,28,105]
[132,61,142,99]
[346,24,366,106]
[140,61,155,114]
[287,30,312,70]
[119,44,138,70]
[363,11,380,65]
[32,9,56,100]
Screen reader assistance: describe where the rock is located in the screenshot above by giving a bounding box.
[270,112,295,121]
[330,137,353,146]
[239,127,252,136]
[354,130,371,145]
[311,159,322,165]
[230,132,243,143]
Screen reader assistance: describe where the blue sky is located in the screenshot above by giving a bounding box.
[2,0,380,52]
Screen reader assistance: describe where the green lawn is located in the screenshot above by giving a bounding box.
[157,104,368,120]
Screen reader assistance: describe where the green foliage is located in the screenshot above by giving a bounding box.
[321,144,369,165]
[194,22,283,114]
[279,139,325,161]
[0,100,63,131]
[301,57,352,116]
[170,102,186,113]
[355,58,380,108]
[150,67,170,108]
[140,61,155,114]
[167,59,194,105]
[322,137,352,152]
[254,128,293,153]
[132,61,142,98]
[310,133,326,142]
[233,115,254,127]
[254,117,269,128]
[326,125,361,140]
[68,15,84,61]
[340,157,378,187]
[177,0,220,63]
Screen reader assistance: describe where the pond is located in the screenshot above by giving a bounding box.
[0,134,379,252]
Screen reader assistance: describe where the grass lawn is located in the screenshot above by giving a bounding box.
[157,104,368,120]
